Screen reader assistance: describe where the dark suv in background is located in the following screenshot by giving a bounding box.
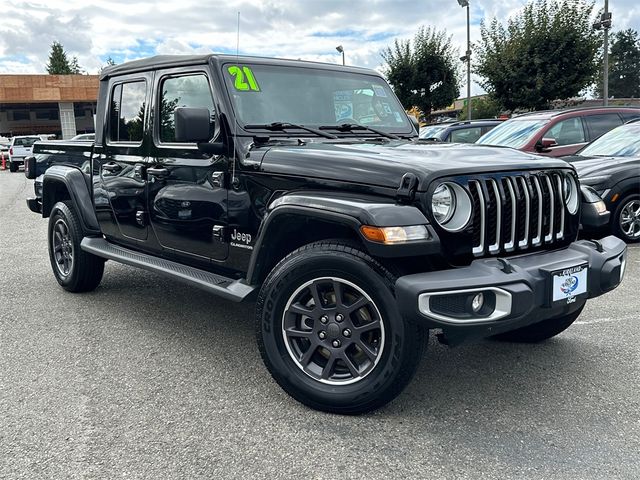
[476,107,640,156]
[419,119,503,143]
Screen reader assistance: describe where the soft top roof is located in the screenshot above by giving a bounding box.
[99,54,376,80]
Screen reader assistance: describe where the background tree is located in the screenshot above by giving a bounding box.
[45,41,83,74]
[100,57,116,73]
[457,95,503,120]
[475,0,600,111]
[382,27,460,117]
[594,29,640,98]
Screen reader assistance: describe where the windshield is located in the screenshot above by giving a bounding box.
[419,125,448,139]
[476,119,547,148]
[579,124,640,157]
[222,63,411,133]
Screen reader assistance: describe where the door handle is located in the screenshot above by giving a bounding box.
[147,167,169,178]
[102,162,122,173]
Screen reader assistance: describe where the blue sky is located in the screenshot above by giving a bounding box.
[1,0,639,97]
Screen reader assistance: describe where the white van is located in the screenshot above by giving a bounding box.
[8,135,40,172]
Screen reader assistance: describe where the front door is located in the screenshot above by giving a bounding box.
[147,69,229,263]
[94,75,151,243]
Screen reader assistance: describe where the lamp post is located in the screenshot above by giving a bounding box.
[593,0,612,105]
[336,45,345,65]
[457,0,471,120]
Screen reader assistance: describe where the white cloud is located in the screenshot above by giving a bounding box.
[0,0,638,98]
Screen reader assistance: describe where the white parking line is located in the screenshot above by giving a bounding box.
[575,315,638,325]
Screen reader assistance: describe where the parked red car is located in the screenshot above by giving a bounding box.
[476,107,640,156]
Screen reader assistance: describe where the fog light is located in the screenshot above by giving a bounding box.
[594,200,607,214]
[471,292,484,313]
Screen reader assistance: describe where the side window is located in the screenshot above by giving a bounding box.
[449,127,483,143]
[159,74,215,143]
[584,113,623,140]
[546,118,586,146]
[109,81,146,143]
[621,112,640,123]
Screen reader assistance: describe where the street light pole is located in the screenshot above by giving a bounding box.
[603,0,609,106]
[336,45,345,65]
[594,0,612,105]
[458,0,471,120]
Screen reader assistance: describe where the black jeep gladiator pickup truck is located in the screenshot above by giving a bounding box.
[25,54,626,414]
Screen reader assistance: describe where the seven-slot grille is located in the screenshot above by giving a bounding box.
[468,172,567,257]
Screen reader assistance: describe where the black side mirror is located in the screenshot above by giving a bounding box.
[24,156,37,179]
[174,107,213,143]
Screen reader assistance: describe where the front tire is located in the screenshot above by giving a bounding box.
[492,305,584,343]
[256,241,424,414]
[48,201,105,292]
[613,194,640,243]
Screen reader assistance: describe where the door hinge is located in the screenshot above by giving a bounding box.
[396,172,418,203]
[211,171,225,188]
[212,225,226,241]
[135,211,147,227]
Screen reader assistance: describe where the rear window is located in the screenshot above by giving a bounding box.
[13,137,39,147]
[584,113,622,140]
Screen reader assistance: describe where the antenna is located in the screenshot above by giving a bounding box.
[231,11,240,188]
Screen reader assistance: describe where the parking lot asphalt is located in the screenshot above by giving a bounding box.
[1,168,639,480]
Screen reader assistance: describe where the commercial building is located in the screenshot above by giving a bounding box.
[0,74,99,139]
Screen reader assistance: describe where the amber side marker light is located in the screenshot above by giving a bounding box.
[360,225,429,244]
[611,193,619,203]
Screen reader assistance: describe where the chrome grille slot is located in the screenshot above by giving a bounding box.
[469,172,568,257]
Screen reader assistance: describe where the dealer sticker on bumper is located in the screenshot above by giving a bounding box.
[552,264,588,303]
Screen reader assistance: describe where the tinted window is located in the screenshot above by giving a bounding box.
[621,112,640,123]
[13,137,39,147]
[546,118,586,146]
[584,113,622,140]
[450,127,483,143]
[159,74,215,143]
[109,81,146,143]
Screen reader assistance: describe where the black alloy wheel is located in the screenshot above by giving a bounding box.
[52,218,74,277]
[282,276,385,385]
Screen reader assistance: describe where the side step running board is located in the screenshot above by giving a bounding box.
[81,237,256,302]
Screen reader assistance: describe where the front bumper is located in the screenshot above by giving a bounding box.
[395,236,627,345]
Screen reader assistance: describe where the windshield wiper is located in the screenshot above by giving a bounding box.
[243,122,337,139]
[318,123,401,140]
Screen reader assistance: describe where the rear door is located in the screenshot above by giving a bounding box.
[147,68,228,264]
[93,74,151,243]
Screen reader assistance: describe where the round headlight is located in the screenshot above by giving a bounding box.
[432,183,455,224]
[563,174,579,215]
[431,182,473,231]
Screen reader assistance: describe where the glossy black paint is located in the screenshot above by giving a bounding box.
[31,54,583,283]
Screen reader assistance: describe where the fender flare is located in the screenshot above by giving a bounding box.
[246,192,440,284]
[42,165,101,234]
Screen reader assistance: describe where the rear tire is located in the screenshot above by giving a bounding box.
[492,305,584,343]
[256,240,424,414]
[9,161,17,172]
[48,201,105,292]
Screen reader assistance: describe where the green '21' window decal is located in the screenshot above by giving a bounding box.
[227,66,260,91]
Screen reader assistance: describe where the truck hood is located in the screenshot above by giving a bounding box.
[565,154,640,178]
[258,141,569,191]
